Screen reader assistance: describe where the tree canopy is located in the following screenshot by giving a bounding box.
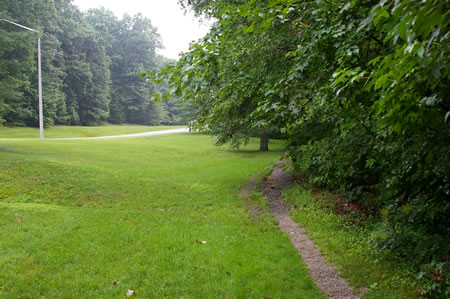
[0,0,190,127]
[147,0,449,296]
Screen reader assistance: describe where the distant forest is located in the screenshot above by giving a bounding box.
[0,0,190,127]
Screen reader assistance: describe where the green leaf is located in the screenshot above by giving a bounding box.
[374,75,388,90]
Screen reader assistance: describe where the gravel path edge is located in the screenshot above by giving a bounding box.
[259,160,360,299]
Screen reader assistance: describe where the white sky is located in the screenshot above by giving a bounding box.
[72,0,211,60]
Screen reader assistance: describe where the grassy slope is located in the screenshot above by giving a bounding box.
[0,125,185,138]
[0,132,324,298]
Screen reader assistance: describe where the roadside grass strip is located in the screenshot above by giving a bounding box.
[0,133,323,297]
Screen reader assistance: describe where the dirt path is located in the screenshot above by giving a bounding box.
[259,161,359,299]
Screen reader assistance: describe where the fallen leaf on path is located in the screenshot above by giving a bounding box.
[196,240,207,244]
[126,290,134,297]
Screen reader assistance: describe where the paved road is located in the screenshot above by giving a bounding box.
[57,128,189,140]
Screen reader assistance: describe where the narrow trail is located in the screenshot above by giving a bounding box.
[260,161,359,299]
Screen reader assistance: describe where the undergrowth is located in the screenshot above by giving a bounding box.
[284,184,420,298]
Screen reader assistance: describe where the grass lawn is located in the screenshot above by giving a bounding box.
[0,124,185,139]
[0,131,324,297]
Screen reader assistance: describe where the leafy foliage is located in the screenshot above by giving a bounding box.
[150,0,449,296]
[0,1,177,127]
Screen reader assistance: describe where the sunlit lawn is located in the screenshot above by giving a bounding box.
[0,124,185,139]
[0,131,324,297]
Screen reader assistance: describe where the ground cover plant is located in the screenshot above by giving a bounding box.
[284,185,418,298]
[0,125,184,139]
[0,132,324,297]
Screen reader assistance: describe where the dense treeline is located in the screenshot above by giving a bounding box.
[148,0,449,296]
[0,0,188,127]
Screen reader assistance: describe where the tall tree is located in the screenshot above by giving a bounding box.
[0,0,57,126]
[56,0,111,125]
[112,13,161,125]
[149,1,450,295]
[153,55,190,125]
[41,21,69,126]
[0,26,34,126]
[85,9,163,125]
[146,1,292,150]
[1,0,166,127]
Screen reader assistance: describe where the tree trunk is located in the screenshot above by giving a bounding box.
[260,133,269,151]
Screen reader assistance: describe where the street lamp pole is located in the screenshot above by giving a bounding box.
[37,36,43,140]
[1,18,44,140]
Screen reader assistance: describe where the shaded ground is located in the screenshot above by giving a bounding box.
[259,161,359,299]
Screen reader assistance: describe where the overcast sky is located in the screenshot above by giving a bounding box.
[72,0,211,60]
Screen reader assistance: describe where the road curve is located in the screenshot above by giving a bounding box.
[56,128,189,140]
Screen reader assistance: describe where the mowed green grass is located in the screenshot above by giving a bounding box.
[0,132,324,298]
[0,124,185,139]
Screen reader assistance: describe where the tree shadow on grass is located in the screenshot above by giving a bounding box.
[219,147,283,156]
